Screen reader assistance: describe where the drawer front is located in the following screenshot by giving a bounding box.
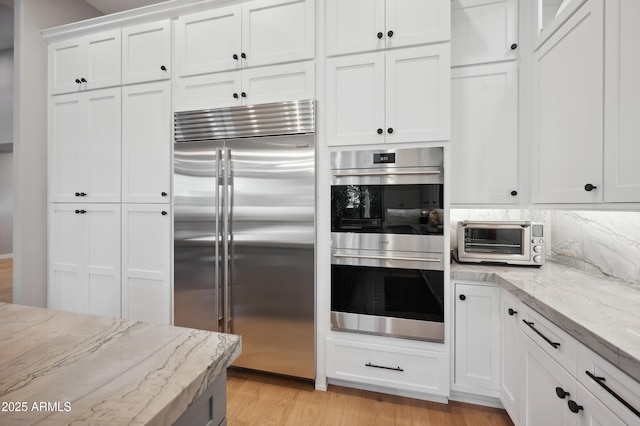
[519,304,577,376]
[326,337,449,396]
[577,344,640,425]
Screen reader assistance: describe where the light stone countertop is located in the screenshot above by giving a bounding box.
[0,302,241,425]
[452,261,640,383]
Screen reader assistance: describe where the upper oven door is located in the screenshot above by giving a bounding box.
[458,221,531,261]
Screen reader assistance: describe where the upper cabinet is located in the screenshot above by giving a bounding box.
[49,29,121,95]
[122,20,172,84]
[451,0,518,67]
[535,0,588,49]
[326,0,450,56]
[175,0,315,77]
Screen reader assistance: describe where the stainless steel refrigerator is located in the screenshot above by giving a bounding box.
[173,100,315,380]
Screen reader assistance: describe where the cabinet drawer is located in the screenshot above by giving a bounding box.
[326,337,449,396]
[519,304,577,376]
[577,344,640,425]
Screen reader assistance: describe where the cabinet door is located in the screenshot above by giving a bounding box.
[451,0,518,67]
[326,52,385,146]
[241,61,315,105]
[85,29,122,91]
[49,38,84,95]
[604,0,640,202]
[49,204,85,313]
[386,0,450,49]
[84,88,121,203]
[453,283,500,395]
[175,6,242,77]
[532,0,604,204]
[386,44,450,143]
[450,62,519,204]
[325,0,384,56]
[121,204,171,325]
[122,81,172,203]
[242,0,315,68]
[85,204,120,318]
[49,93,84,202]
[575,383,627,426]
[122,20,171,84]
[522,333,576,426]
[500,289,521,423]
[175,72,241,111]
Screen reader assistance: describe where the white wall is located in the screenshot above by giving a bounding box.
[0,48,12,256]
[14,0,102,306]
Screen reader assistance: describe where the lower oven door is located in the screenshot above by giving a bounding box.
[331,249,445,342]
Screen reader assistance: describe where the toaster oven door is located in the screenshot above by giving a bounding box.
[458,222,532,262]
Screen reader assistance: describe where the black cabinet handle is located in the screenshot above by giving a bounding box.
[555,387,570,399]
[79,209,86,214]
[160,65,167,71]
[241,92,246,98]
[377,128,383,135]
[523,320,561,348]
[387,30,394,38]
[585,183,597,191]
[567,400,583,414]
[508,308,518,316]
[586,371,640,417]
[80,192,87,197]
[233,54,238,60]
[365,362,403,372]
[80,77,87,83]
[161,211,167,216]
[511,190,518,196]
[241,52,246,59]
[233,93,239,99]
[377,32,383,39]
[161,192,167,197]
[387,128,394,134]
[75,79,81,84]
[511,43,518,50]
[459,294,466,301]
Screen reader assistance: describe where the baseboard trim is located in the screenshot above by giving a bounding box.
[0,253,13,260]
[449,390,504,409]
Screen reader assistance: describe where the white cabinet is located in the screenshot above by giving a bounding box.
[122,20,171,84]
[326,0,450,56]
[604,0,640,203]
[500,289,521,423]
[531,0,604,204]
[121,204,171,325]
[326,44,450,146]
[175,0,315,77]
[451,0,518,67]
[49,87,121,203]
[49,29,121,95]
[175,61,315,111]
[575,383,627,426]
[122,81,172,203]
[450,62,519,204]
[453,282,500,396]
[49,203,121,318]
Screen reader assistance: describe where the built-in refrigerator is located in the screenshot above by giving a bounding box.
[173,100,315,380]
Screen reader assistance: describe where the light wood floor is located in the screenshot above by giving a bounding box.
[227,369,514,426]
[0,258,12,303]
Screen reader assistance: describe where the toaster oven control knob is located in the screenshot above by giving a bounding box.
[533,255,542,263]
[533,245,542,253]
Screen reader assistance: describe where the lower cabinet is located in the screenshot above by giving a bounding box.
[326,337,449,397]
[500,289,521,422]
[49,203,121,318]
[121,204,171,325]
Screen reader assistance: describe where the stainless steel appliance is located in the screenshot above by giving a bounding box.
[456,221,545,266]
[330,148,445,342]
[173,100,315,380]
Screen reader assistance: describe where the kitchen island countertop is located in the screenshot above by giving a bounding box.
[0,302,241,425]
[452,261,640,383]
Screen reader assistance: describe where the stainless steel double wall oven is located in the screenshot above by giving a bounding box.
[330,147,445,342]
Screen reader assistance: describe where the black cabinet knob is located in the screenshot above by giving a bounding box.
[80,78,87,83]
[377,128,383,135]
[241,92,246,98]
[241,52,246,59]
[387,30,394,38]
[511,43,518,50]
[161,211,168,216]
[160,65,167,71]
[459,294,466,301]
[75,192,80,197]
[75,79,81,84]
[567,400,583,414]
[387,128,394,134]
[80,192,87,197]
[233,54,238,60]
[511,190,518,196]
[555,387,570,399]
[161,192,167,197]
[75,210,80,214]
[377,32,383,39]
[233,93,239,99]
[584,183,597,192]
[508,308,518,316]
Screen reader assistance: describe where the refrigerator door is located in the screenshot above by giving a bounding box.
[226,134,315,379]
[174,141,223,332]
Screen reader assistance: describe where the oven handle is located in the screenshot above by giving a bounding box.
[461,220,530,228]
[333,254,441,263]
[333,171,441,177]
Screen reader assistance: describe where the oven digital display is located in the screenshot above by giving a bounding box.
[373,153,395,164]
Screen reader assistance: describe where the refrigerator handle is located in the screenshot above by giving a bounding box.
[215,148,222,332]
[223,147,232,334]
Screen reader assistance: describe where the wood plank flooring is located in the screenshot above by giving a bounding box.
[227,369,514,426]
[0,258,12,303]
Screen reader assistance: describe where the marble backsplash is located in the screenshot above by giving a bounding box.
[451,209,640,287]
